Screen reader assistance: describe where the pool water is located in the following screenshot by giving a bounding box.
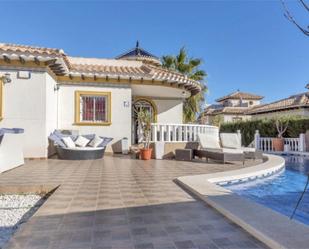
[226,155,309,225]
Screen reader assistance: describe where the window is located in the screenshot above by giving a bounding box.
[0,77,3,121]
[75,91,111,125]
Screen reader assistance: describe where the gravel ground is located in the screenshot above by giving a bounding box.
[0,195,44,248]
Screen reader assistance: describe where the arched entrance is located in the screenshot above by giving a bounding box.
[132,98,156,144]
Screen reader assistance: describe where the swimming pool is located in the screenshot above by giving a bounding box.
[225,155,309,226]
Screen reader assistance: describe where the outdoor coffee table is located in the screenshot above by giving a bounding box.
[175,149,192,161]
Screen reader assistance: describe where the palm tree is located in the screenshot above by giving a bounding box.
[162,47,207,123]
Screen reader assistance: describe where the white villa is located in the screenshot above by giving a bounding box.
[0,42,203,158]
[248,86,309,119]
[201,91,263,124]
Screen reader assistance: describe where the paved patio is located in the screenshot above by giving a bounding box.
[0,156,268,249]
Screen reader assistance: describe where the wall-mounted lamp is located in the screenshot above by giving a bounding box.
[2,73,12,84]
[54,84,60,92]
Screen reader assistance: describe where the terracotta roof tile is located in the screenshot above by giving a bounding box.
[0,43,64,56]
[216,91,263,102]
[0,43,202,95]
[247,92,309,114]
[213,107,249,115]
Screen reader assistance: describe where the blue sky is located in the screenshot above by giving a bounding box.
[1,0,308,104]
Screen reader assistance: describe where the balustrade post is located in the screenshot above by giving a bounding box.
[166,125,171,142]
[189,126,194,141]
[160,125,165,142]
[237,130,242,145]
[151,124,157,142]
[172,126,177,141]
[193,126,197,141]
[184,126,188,142]
[254,130,260,150]
[179,125,183,142]
[299,133,306,152]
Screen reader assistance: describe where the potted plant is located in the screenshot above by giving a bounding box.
[137,109,152,160]
[272,117,289,151]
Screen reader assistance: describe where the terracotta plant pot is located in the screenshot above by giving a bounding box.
[140,148,153,160]
[272,138,284,151]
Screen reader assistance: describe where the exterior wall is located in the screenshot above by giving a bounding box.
[201,114,251,125]
[0,69,187,157]
[223,114,251,123]
[0,69,49,158]
[58,84,132,151]
[251,109,309,120]
[220,99,260,107]
[153,99,183,124]
[45,74,58,156]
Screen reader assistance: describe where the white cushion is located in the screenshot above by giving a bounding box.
[203,148,243,154]
[74,136,90,147]
[62,137,76,148]
[241,147,256,152]
[198,133,221,149]
[222,148,243,154]
[62,147,103,151]
[88,135,103,148]
[220,133,241,149]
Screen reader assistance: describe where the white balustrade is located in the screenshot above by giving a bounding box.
[253,130,306,152]
[151,123,218,142]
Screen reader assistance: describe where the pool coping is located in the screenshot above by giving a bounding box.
[176,154,309,249]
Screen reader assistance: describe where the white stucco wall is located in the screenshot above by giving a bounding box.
[153,99,183,124]
[0,69,49,157]
[221,99,260,107]
[0,69,188,157]
[45,74,58,156]
[223,114,251,123]
[58,84,132,151]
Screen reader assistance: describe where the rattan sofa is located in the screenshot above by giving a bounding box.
[49,131,112,160]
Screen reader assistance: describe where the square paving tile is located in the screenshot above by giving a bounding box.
[0,156,268,249]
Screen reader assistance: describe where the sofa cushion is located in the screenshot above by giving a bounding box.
[89,135,104,148]
[99,137,113,147]
[49,133,66,148]
[62,137,76,148]
[75,136,90,147]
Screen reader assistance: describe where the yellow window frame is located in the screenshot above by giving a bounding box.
[74,91,111,126]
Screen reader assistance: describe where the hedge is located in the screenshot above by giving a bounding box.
[220,117,309,146]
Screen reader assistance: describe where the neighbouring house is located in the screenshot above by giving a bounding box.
[0,42,203,158]
[248,86,309,119]
[200,91,263,124]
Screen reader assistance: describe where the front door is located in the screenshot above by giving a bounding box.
[132,99,155,144]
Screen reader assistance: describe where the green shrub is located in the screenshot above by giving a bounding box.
[220,117,309,146]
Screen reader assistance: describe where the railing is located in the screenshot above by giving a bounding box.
[254,130,306,152]
[151,123,218,142]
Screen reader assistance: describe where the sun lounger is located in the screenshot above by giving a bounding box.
[194,133,245,164]
[220,133,263,160]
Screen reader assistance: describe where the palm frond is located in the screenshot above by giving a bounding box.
[161,56,175,69]
[162,46,207,123]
